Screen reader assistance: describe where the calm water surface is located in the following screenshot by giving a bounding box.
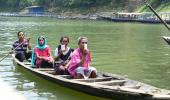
[0,16,170,100]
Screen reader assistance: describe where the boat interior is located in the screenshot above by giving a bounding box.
[34,68,157,91]
[22,62,170,96]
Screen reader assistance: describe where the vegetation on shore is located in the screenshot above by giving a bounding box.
[0,0,170,13]
[137,0,170,12]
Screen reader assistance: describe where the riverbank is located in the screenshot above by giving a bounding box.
[0,12,100,20]
[1,12,170,24]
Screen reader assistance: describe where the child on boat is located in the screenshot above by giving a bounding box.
[54,36,74,75]
[68,36,97,79]
[31,36,53,68]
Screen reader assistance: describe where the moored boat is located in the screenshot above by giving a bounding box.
[12,54,170,100]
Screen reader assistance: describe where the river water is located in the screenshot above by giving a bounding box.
[0,16,170,100]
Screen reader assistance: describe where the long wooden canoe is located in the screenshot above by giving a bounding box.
[12,54,170,100]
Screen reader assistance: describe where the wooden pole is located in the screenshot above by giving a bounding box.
[146,3,170,32]
[0,40,26,62]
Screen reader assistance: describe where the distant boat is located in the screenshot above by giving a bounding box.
[12,54,170,100]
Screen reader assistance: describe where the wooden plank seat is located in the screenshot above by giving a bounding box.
[96,80,126,86]
[23,62,31,65]
[44,70,55,74]
[57,75,72,79]
[72,77,113,82]
[35,68,55,71]
[34,68,55,74]
[121,84,141,89]
[102,73,126,80]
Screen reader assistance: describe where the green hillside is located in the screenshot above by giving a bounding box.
[0,0,170,13]
[137,0,170,12]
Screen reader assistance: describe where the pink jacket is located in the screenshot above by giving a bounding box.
[68,48,91,76]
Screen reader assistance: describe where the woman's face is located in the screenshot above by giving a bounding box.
[79,38,88,49]
[38,38,44,46]
[61,38,69,45]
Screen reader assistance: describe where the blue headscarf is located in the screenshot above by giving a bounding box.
[31,36,47,66]
[36,36,47,50]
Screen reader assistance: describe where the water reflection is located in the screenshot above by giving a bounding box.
[14,65,108,100]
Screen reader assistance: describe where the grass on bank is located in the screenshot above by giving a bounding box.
[137,0,170,12]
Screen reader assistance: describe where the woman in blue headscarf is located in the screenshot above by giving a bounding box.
[32,36,53,68]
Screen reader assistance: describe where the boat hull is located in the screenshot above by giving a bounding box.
[12,54,170,100]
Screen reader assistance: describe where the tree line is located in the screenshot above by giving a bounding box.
[0,0,165,12]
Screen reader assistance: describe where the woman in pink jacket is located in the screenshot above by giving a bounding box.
[68,37,97,79]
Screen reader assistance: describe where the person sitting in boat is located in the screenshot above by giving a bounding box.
[12,31,32,62]
[68,36,97,79]
[54,36,74,75]
[31,36,53,68]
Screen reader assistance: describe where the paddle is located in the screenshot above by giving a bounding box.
[146,3,170,31]
[145,1,170,45]
[0,38,30,62]
[145,2,170,45]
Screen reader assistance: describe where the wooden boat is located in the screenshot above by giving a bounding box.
[12,54,170,100]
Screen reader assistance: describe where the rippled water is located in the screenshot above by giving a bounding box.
[0,17,110,100]
[0,16,170,100]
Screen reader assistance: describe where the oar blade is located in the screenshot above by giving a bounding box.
[162,36,170,45]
